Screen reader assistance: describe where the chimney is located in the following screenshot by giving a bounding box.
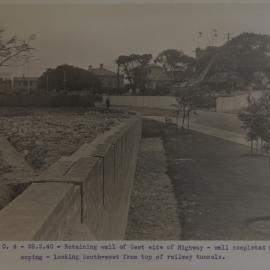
[100,64,104,69]
[88,65,92,70]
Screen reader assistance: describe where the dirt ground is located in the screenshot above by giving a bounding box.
[0,107,130,171]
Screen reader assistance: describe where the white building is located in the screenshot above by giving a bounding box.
[13,76,39,94]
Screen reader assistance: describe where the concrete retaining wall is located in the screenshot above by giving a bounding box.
[103,95,177,110]
[106,93,264,113]
[0,115,142,240]
[216,91,263,112]
[0,94,94,107]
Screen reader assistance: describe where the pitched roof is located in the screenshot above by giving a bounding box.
[89,67,116,77]
[14,77,38,81]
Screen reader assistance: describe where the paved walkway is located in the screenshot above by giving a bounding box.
[145,115,250,147]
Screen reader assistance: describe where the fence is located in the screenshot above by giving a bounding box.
[103,95,177,110]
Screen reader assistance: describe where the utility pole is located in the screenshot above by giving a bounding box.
[26,60,30,95]
[117,62,120,95]
[46,73,49,94]
[197,31,203,48]
[226,32,234,93]
[63,70,66,92]
[227,32,231,41]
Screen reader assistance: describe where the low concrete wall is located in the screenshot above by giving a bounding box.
[0,94,94,107]
[103,95,177,110]
[0,183,81,240]
[0,115,142,240]
[216,91,263,113]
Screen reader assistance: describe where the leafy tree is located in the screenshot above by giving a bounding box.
[239,92,270,153]
[172,86,212,129]
[0,28,35,68]
[155,49,194,81]
[39,64,100,92]
[195,32,270,89]
[116,54,152,94]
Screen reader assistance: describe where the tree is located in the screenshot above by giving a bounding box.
[195,32,270,90]
[39,64,100,92]
[155,49,194,81]
[0,28,35,68]
[116,54,152,94]
[239,92,270,154]
[172,86,212,129]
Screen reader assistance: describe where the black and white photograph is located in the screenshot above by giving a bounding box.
[0,0,270,246]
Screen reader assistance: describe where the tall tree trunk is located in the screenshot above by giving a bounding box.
[182,106,186,129]
[176,110,180,129]
[187,110,190,130]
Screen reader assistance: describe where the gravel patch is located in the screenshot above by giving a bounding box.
[125,137,181,240]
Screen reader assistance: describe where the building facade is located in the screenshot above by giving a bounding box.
[0,72,13,94]
[144,63,172,90]
[13,76,39,94]
[88,64,123,91]
[0,78,12,94]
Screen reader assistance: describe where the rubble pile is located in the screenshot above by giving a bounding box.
[0,108,130,171]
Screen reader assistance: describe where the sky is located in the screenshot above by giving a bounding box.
[0,1,270,77]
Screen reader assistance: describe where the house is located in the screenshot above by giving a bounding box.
[13,76,39,94]
[144,63,172,90]
[0,72,13,94]
[0,78,12,94]
[88,64,123,90]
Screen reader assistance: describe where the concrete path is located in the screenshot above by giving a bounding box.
[125,137,181,240]
[189,110,245,134]
[145,115,250,147]
[112,105,245,133]
[113,105,249,145]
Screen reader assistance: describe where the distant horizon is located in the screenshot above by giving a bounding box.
[0,3,270,78]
